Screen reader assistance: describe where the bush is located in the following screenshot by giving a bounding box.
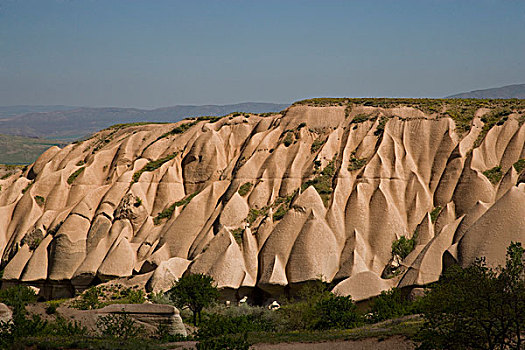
[307,294,362,330]
[153,191,199,225]
[0,285,37,307]
[238,182,252,196]
[97,312,144,339]
[45,304,57,315]
[132,153,177,183]
[392,235,416,259]
[198,312,275,339]
[282,132,294,147]
[514,158,525,173]
[72,286,104,310]
[34,195,45,206]
[430,206,442,223]
[67,167,85,185]
[367,288,416,323]
[483,165,503,184]
[310,138,326,153]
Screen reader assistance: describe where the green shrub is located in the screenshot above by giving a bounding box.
[430,206,442,223]
[374,116,388,136]
[301,159,335,206]
[22,181,33,194]
[272,204,286,221]
[45,304,57,315]
[34,195,45,206]
[153,191,199,225]
[72,286,104,310]
[168,121,198,135]
[232,228,244,244]
[97,312,144,339]
[310,138,326,153]
[513,158,525,173]
[483,166,503,184]
[153,192,199,225]
[392,235,416,259]
[0,285,37,307]
[48,221,63,236]
[347,152,367,171]
[67,167,85,184]
[238,182,252,196]
[148,291,173,305]
[308,294,362,330]
[368,288,417,323]
[198,313,275,339]
[282,132,294,147]
[351,113,372,124]
[132,153,177,183]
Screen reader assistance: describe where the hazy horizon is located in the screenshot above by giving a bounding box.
[1,0,524,108]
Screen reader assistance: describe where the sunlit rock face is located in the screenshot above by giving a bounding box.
[1,99,524,301]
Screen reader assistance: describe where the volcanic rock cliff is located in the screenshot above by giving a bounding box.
[1,98,525,301]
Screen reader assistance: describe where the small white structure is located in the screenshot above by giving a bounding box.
[268,300,280,310]
[238,296,248,306]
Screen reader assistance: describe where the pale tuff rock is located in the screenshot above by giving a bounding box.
[1,100,525,301]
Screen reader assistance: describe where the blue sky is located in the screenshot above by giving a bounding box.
[0,0,524,108]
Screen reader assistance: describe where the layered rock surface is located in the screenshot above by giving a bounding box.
[1,99,524,301]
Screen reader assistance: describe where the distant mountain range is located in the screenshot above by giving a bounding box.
[447,84,525,99]
[0,102,288,141]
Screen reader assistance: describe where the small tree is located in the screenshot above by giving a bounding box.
[169,273,219,326]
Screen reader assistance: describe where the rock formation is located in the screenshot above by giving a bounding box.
[0,98,524,302]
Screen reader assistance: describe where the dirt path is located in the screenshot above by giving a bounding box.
[254,336,415,349]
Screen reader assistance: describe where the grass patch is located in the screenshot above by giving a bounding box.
[247,317,422,345]
[351,113,372,124]
[22,181,33,194]
[231,228,244,244]
[67,167,85,185]
[474,108,512,147]
[34,195,45,207]
[430,206,442,223]
[513,159,525,173]
[310,138,326,154]
[374,116,388,136]
[238,182,252,197]
[483,166,503,184]
[132,153,177,183]
[153,191,199,225]
[301,159,335,206]
[283,132,294,147]
[392,236,416,260]
[348,152,367,171]
[273,205,287,221]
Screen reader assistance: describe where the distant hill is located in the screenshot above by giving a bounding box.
[0,134,66,164]
[447,84,525,99]
[0,102,288,141]
[0,105,78,119]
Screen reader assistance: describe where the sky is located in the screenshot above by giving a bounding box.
[0,0,524,108]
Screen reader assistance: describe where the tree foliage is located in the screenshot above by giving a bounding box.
[168,273,219,326]
[418,242,525,350]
